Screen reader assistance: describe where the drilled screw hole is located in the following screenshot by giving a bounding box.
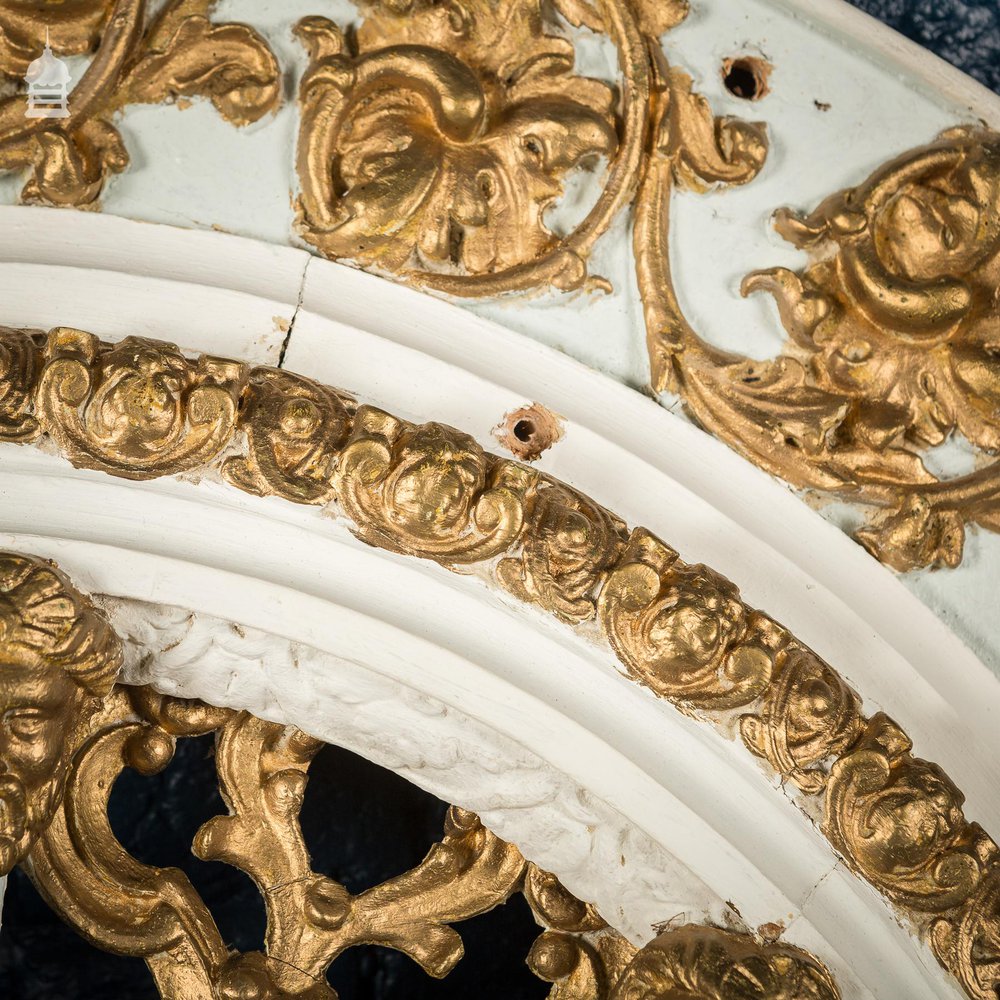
[723,56,771,101]
[513,419,535,443]
[496,404,563,462]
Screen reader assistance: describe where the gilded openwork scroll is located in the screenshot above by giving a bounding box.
[1,325,998,998]
[0,546,842,999]
[15,680,841,1000]
[637,124,1000,573]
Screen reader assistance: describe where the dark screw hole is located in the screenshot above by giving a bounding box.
[724,57,769,101]
[513,419,535,443]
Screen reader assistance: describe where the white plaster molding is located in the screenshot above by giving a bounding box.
[108,598,720,948]
[0,207,995,997]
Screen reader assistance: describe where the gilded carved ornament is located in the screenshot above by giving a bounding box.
[0,550,123,876]
[0,324,998,997]
[0,0,280,206]
[333,406,538,564]
[37,327,245,479]
[290,0,1000,573]
[293,0,656,297]
[0,547,842,999]
[4,0,998,571]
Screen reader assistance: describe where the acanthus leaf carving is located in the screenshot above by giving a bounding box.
[740,645,864,794]
[110,3,280,125]
[0,326,41,442]
[0,0,280,207]
[294,0,653,298]
[4,320,1000,997]
[222,367,353,505]
[294,3,617,281]
[36,327,245,480]
[637,121,1000,571]
[608,925,841,1000]
[334,405,537,564]
[824,713,994,914]
[653,58,768,194]
[933,868,1000,1000]
[598,529,774,712]
[498,478,628,624]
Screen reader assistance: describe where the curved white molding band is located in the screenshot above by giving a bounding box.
[108,598,721,947]
[0,206,996,998]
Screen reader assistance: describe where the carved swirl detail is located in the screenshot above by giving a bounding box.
[599,529,774,712]
[16,674,840,1000]
[334,406,537,564]
[222,367,352,504]
[498,479,627,624]
[609,926,841,1000]
[0,0,280,206]
[36,328,245,480]
[824,714,995,914]
[3,323,1000,996]
[0,327,41,442]
[635,114,1000,572]
[0,2,997,994]
[295,0,652,297]
[740,645,864,794]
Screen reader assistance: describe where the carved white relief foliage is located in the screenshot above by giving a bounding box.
[104,598,725,944]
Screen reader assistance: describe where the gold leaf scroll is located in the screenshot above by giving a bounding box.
[824,714,996,914]
[222,367,353,505]
[335,406,537,564]
[36,328,244,480]
[0,0,280,206]
[0,326,41,442]
[638,116,1000,572]
[294,0,652,296]
[610,925,841,1000]
[497,478,628,624]
[26,688,528,998]
[598,529,775,711]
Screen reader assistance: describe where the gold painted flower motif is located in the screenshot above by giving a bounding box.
[295,0,617,276]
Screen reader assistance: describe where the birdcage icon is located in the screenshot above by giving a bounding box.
[24,34,71,119]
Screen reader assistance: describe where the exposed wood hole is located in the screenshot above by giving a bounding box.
[722,56,772,101]
[495,403,563,461]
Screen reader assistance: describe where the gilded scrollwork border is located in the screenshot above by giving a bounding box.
[0,322,997,998]
[4,0,999,572]
[288,0,1000,574]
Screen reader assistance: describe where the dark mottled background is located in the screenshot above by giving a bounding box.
[849,0,1000,94]
[2,2,999,998]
